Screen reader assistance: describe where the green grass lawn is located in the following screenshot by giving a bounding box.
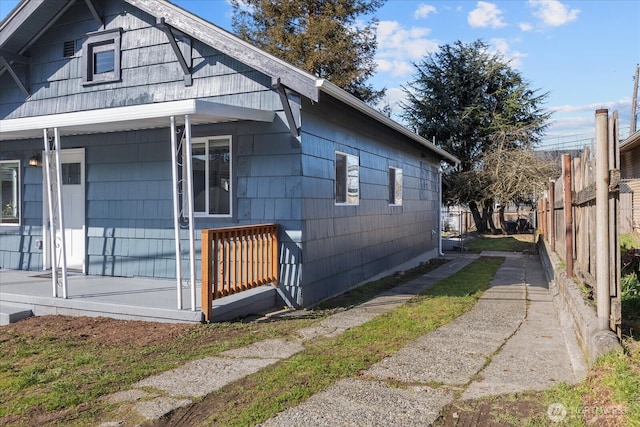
[198,257,505,427]
[3,235,639,427]
[464,233,536,253]
[0,255,480,426]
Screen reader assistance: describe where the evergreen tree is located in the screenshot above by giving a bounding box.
[401,40,551,233]
[231,0,385,104]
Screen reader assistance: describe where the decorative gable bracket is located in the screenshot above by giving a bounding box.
[84,0,104,27]
[0,49,30,97]
[273,78,301,139]
[157,17,193,86]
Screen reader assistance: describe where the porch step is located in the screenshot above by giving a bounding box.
[0,305,34,326]
[211,285,278,322]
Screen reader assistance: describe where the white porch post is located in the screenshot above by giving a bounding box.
[43,129,58,297]
[42,128,69,298]
[53,128,69,298]
[183,114,197,311]
[170,116,184,309]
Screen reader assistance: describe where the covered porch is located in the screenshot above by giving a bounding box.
[0,99,278,324]
[0,268,277,324]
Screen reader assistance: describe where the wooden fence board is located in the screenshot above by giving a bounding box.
[538,113,620,335]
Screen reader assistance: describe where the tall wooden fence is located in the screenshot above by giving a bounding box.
[201,224,279,322]
[537,109,621,336]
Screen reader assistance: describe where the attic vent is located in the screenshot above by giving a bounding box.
[63,40,76,57]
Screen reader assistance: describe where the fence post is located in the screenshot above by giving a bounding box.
[549,179,555,252]
[543,197,548,238]
[595,108,610,330]
[563,154,574,277]
[201,230,213,322]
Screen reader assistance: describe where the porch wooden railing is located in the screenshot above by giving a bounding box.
[201,224,279,321]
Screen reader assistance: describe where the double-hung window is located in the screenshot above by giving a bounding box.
[0,160,20,225]
[389,167,403,205]
[191,136,232,216]
[335,152,359,205]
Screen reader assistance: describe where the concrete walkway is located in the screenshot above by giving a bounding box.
[258,253,585,426]
[101,252,587,426]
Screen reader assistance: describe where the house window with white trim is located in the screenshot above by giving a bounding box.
[191,136,232,216]
[335,152,359,205]
[82,28,122,85]
[0,160,20,225]
[389,167,403,205]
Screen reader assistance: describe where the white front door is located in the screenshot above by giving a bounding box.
[43,148,86,272]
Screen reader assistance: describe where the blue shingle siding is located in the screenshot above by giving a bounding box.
[1,0,278,119]
[293,95,441,306]
[0,0,449,308]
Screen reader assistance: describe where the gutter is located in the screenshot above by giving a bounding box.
[620,129,640,153]
[316,79,460,166]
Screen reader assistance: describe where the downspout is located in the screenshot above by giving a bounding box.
[438,167,444,256]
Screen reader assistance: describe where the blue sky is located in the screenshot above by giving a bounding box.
[2,0,639,148]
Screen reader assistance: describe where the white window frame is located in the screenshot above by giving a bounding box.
[189,135,232,218]
[0,160,21,227]
[335,151,359,205]
[82,28,122,85]
[389,166,403,206]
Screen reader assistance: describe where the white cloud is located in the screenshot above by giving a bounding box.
[414,4,437,19]
[377,59,415,77]
[519,22,533,32]
[528,0,579,27]
[550,98,630,114]
[468,1,507,29]
[541,98,632,145]
[376,87,411,123]
[488,38,527,69]
[376,20,439,78]
[385,87,408,106]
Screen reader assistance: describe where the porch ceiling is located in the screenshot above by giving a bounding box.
[0,99,275,141]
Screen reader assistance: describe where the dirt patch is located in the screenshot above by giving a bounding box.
[435,392,548,426]
[580,366,628,427]
[1,315,195,347]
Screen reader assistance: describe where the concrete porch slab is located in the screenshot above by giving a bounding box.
[0,304,34,326]
[0,269,277,324]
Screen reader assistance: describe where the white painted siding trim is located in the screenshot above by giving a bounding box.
[0,99,275,140]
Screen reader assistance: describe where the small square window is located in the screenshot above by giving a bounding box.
[94,49,115,74]
[82,28,122,85]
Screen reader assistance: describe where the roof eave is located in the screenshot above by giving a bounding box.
[316,79,460,165]
[621,129,640,153]
[124,0,320,102]
[0,99,275,140]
